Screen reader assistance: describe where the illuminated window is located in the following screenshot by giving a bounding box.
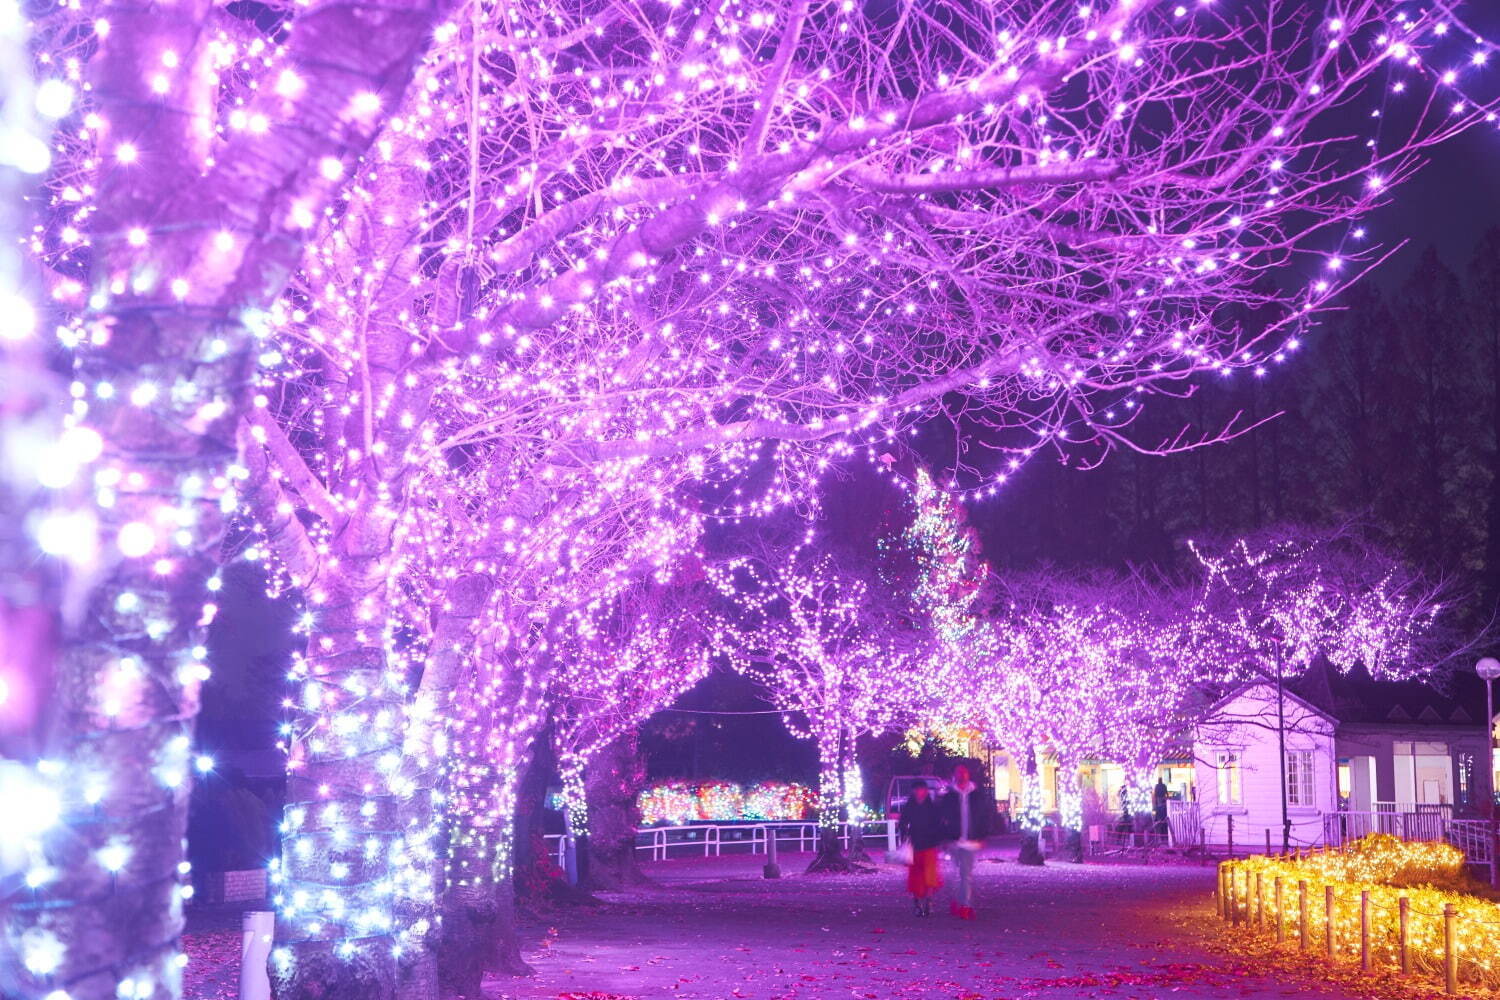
[1286,750,1315,807]
[1215,751,1242,805]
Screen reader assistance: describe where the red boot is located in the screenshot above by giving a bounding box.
[960,906,976,920]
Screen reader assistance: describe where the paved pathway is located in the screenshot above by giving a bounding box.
[497,848,1373,1000]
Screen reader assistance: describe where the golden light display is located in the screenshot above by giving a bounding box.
[1216,835,1500,993]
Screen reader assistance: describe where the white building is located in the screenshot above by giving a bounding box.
[1190,666,1493,851]
[1193,684,1338,851]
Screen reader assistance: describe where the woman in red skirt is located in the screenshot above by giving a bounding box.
[897,780,945,915]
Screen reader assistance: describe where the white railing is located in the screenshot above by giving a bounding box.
[1444,819,1496,878]
[1166,800,1201,848]
[1323,809,1449,844]
[634,819,897,861]
[542,832,568,869]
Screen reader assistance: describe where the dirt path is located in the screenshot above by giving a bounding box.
[495,849,1374,1000]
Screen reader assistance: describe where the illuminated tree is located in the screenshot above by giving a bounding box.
[902,480,1198,863]
[709,547,921,871]
[550,582,712,878]
[1187,525,1460,851]
[1,2,448,998]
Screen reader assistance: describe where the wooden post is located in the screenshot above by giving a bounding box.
[1275,877,1284,944]
[1266,828,1272,856]
[1229,864,1239,926]
[1228,815,1234,858]
[1359,891,1370,973]
[1443,903,1457,995]
[1324,885,1335,959]
[1217,864,1225,919]
[1399,896,1410,974]
[1298,879,1309,950]
[1255,871,1263,926]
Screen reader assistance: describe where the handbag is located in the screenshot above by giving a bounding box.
[896,840,914,865]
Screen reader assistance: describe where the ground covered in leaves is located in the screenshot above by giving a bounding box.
[184,843,1479,999]
[500,846,1400,1000]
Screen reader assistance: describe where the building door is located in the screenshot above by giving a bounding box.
[1340,756,1377,811]
[1393,741,1452,807]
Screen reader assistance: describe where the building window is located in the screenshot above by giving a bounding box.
[1216,751,1242,805]
[1286,750,1316,807]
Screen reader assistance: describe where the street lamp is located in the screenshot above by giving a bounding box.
[1478,656,1500,889]
[1479,657,1500,801]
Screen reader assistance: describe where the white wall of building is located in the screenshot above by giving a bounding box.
[1193,684,1337,850]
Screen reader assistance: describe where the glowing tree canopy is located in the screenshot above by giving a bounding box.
[1186,525,1454,684]
[1187,524,1460,851]
[709,544,921,870]
[900,471,1200,855]
[550,581,712,841]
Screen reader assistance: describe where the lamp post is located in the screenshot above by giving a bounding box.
[1477,656,1500,889]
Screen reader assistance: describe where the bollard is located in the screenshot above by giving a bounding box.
[239,911,274,1000]
[1325,885,1335,959]
[1298,879,1309,951]
[1443,903,1457,995]
[1275,877,1284,943]
[1255,871,1263,927]
[763,826,781,879]
[1229,864,1239,926]
[1399,896,1410,974]
[1359,891,1370,973]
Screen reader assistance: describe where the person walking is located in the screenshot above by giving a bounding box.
[897,779,945,916]
[941,764,992,919]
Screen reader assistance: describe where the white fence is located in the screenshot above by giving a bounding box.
[634,820,897,862]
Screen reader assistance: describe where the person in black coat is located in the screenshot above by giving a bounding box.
[939,764,992,918]
[897,780,944,915]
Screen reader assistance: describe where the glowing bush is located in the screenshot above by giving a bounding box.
[638,782,698,826]
[743,782,816,822]
[638,780,816,824]
[1220,838,1500,989]
[694,781,745,821]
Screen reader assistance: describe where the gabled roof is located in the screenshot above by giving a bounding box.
[1204,681,1337,723]
[1289,660,1487,728]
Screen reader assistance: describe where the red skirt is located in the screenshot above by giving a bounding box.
[907,847,942,897]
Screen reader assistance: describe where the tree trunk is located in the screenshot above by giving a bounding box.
[1,0,451,996]
[584,731,651,890]
[438,667,545,993]
[272,564,407,1000]
[1017,755,1045,867]
[807,730,860,873]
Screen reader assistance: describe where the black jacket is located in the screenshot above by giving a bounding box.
[940,785,994,842]
[897,794,947,851]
